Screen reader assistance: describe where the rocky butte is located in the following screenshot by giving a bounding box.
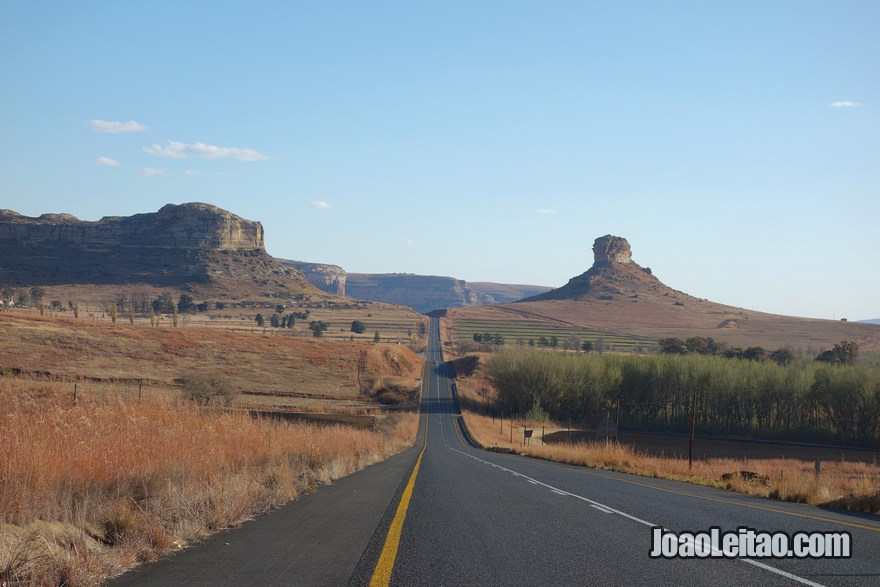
[524,234,665,302]
[0,203,310,293]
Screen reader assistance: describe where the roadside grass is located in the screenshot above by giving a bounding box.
[0,380,418,586]
[460,409,880,512]
[453,360,880,514]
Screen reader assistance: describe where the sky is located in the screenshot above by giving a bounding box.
[1,1,877,320]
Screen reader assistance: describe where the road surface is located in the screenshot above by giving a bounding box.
[114,317,880,586]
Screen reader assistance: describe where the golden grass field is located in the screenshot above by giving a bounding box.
[0,310,424,585]
[451,353,880,514]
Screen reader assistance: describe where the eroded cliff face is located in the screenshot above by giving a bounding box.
[282,261,347,295]
[0,203,263,252]
[345,273,494,314]
[0,203,277,287]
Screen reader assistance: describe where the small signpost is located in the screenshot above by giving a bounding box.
[523,428,533,446]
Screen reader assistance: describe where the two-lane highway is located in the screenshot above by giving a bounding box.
[115,317,880,586]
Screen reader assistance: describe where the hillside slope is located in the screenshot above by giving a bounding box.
[447,235,880,352]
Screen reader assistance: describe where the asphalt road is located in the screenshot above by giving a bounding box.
[114,317,880,586]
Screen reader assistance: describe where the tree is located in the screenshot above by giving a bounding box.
[309,320,328,337]
[538,336,549,348]
[743,346,767,361]
[29,286,45,306]
[351,320,367,334]
[270,313,281,328]
[286,315,295,329]
[550,336,559,349]
[110,303,118,324]
[275,304,286,314]
[181,372,238,406]
[493,333,505,346]
[373,330,381,343]
[255,313,265,328]
[685,337,715,355]
[658,337,687,354]
[581,341,594,353]
[473,333,483,343]
[816,340,859,365]
[769,348,796,366]
[177,294,196,313]
[152,293,175,314]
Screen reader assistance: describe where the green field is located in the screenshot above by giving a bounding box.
[448,319,656,352]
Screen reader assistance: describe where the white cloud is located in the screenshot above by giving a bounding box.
[96,156,120,167]
[402,238,416,246]
[143,140,271,161]
[310,200,331,209]
[184,169,201,176]
[140,167,168,176]
[534,208,555,215]
[90,119,149,133]
[830,101,863,108]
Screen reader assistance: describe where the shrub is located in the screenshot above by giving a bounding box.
[181,373,238,406]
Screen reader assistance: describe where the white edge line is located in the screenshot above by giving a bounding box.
[447,446,826,587]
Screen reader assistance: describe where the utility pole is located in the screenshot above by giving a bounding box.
[688,389,697,471]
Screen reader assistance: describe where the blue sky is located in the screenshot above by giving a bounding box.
[1,1,877,320]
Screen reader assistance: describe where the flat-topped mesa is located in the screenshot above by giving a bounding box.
[593,234,632,266]
[0,202,275,288]
[0,202,264,252]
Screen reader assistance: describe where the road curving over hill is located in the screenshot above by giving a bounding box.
[115,317,880,586]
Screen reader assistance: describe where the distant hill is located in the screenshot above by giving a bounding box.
[283,260,550,314]
[445,235,880,351]
[861,318,880,325]
[0,203,325,304]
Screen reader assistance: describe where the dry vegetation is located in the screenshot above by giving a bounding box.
[0,312,423,413]
[452,354,880,514]
[0,380,418,586]
[0,311,424,585]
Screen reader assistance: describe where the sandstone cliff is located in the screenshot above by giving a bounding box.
[282,260,550,314]
[283,261,347,295]
[0,203,313,297]
[523,234,669,302]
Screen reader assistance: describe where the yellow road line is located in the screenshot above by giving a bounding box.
[572,468,880,532]
[369,369,430,586]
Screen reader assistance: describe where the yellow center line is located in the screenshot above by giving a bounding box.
[369,356,432,586]
[570,467,880,533]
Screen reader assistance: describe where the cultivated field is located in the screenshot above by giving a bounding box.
[444,297,880,353]
[446,318,654,353]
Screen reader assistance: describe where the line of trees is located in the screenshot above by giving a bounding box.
[486,347,880,445]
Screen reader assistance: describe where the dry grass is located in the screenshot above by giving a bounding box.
[0,380,418,585]
[0,313,423,413]
[453,356,880,514]
[461,410,880,511]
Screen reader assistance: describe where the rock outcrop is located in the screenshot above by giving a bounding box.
[523,234,667,302]
[0,203,263,253]
[283,261,347,295]
[0,203,313,295]
[282,260,551,314]
[593,234,633,265]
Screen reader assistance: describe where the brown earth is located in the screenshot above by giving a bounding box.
[444,235,880,352]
